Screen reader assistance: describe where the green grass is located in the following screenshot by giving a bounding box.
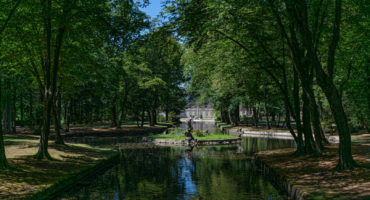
[147,133,238,140]
[351,135,370,144]
[147,134,186,140]
[4,136,38,141]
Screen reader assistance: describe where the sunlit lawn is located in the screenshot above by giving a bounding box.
[0,138,116,200]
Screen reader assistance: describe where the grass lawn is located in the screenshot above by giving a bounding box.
[0,137,117,200]
[147,133,238,140]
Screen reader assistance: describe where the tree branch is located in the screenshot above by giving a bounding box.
[0,0,22,35]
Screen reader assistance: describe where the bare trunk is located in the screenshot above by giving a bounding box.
[0,77,9,169]
[111,104,117,127]
[29,90,34,129]
[20,92,24,127]
[11,85,16,133]
[65,100,70,132]
[35,0,52,160]
[149,109,155,126]
[52,99,63,144]
[265,104,270,129]
[165,109,169,122]
[35,95,52,160]
[140,110,145,128]
[252,106,258,127]
[302,91,320,155]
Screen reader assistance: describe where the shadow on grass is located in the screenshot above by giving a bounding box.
[0,143,115,199]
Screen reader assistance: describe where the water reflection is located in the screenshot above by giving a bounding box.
[58,137,295,200]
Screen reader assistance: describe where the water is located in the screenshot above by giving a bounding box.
[57,136,295,200]
[57,122,295,200]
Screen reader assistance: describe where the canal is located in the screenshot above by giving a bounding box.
[58,122,295,200]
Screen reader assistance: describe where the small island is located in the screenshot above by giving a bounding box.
[145,120,241,146]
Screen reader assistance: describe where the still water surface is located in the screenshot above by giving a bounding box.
[58,122,295,200]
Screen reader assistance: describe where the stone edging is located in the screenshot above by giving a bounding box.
[253,155,307,200]
[26,152,120,200]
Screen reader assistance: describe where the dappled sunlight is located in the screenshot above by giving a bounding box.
[258,142,370,200]
[0,139,116,199]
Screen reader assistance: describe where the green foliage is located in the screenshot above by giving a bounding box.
[168,127,184,135]
[192,129,205,137]
[212,128,224,135]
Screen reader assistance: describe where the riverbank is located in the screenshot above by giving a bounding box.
[0,137,117,200]
[255,135,370,200]
[9,124,169,139]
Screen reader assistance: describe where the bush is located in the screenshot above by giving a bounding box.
[170,127,184,135]
[193,129,205,137]
[212,128,224,135]
[157,115,166,122]
[169,111,181,125]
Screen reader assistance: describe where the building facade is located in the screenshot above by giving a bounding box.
[179,104,216,119]
[179,103,253,120]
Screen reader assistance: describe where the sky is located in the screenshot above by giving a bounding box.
[140,0,164,19]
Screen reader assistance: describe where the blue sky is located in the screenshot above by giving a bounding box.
[140,0,164,19]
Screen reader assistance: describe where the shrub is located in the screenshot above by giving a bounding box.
[212,128,224,135]
[170,127,184,135]
[193,129,205,137]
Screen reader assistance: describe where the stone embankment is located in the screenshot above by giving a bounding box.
[253,155,306,200]
[216,122,340,144]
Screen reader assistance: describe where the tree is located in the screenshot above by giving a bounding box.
[0,0,22,169]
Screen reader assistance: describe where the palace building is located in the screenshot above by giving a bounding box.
[179,103,253,120]
[179,103,215,119]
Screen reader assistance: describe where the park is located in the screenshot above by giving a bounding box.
[0,0,369,199]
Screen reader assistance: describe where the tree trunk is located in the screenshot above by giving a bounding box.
[0,77,9,169]
[29,90,34,129]
[111,97,117,127]
[35,94,52,160]
[152,109,157,125]
[11,84,16,133]
[265,104,270,129]
[252,106,258,127]
[35,0,52,160]
[308,92,328,149]
[78,100,82,124]
[302,91,320,155]
[292,0,354,170]
[316,67,356,169]
[141,110,145,128]
[149,109,155,126]
[165,109,169,122]
[65,100,70,132]
[20,92,24,127]
[366,60,370,132]
[52,98,63,144]
[136,113,139,128]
